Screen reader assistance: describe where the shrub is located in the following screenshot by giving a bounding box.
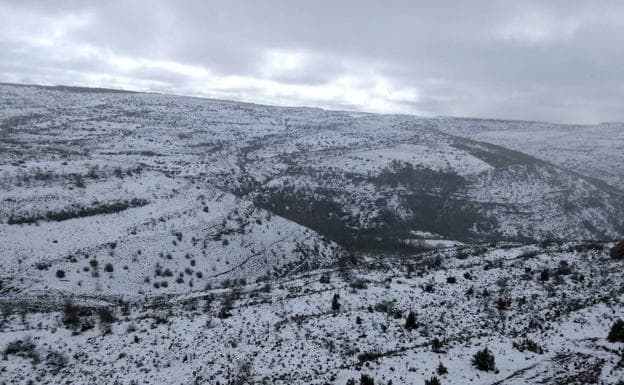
[3,337,40,364]
[539,269,549,282]
[423,255,443,270]
[56,269,65,279]
[357,351,384,364]
[73,174,86,188]
[472,347,495,371]
[374,300,402,318]
[104,263,114,273]
[437,362,448,375]
[405,311,418,330]
[98,307,115,324]
[425,376,441,385]
[446,276,457,284]
[218,291,237,319]
[513,338,544,354]
[319,273,331,284]
[496,297,509,311]
[97,307,114,335]
[431,337,444,353]
[332,293,341,314]
[62,302,81,330]
[360,374,374,385]
[608,319,624,343]
[350,278,368,290]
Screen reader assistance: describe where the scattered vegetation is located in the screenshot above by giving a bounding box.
[471,348,496,372]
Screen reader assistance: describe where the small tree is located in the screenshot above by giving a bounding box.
[425,376,441,385]
[62,302,83,332]
[431,337,444,353]
[360,374,374,385]
[437,362,448,375]
[472,347,496,371]
[608,319,624,342]
[332,293,340,314]
[98,307,115,335]
[405,311,418,330]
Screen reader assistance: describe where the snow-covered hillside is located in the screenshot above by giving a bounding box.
[434,117,624,191]
[1,84,623,384]
[2,84,622,254]
[1,242,623,384]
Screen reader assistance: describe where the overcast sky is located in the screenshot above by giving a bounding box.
[1,1,623,124]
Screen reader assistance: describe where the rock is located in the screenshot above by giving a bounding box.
[610,240,624,259]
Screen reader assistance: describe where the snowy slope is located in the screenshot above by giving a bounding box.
[434,117,624,191]
[1,84,624,385]
[1,242,622,384]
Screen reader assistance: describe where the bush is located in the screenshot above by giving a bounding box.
[114,167,124,178]
[3,337,40,364]
[332,293,341,314]
[98,307,115,324]
[218,291,237,319]
[104,263,114,273]
[436,362,448,375]
[360,374,374,385]
[319,273,331,284]
[56,269,65,279]
[513,338,544,354]
[608,319,624,343]
[496,297,509,311]
[62,302,82,330]
[425,376,441,385]
[431,337,444,353]
[446,276,457,284]
[406,311,418,330]
[472,347,495,371]
[350,278,368,290]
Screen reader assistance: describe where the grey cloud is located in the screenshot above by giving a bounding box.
[1,0,623,123]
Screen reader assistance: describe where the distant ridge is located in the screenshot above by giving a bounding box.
[0,82,139,94]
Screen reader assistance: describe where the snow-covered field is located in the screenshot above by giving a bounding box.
[1,84,623,384]
[1,242,623,384]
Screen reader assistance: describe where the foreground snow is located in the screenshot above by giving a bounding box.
[1,242,622,384]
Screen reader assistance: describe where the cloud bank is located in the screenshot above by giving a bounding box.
[1,0,623,123]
